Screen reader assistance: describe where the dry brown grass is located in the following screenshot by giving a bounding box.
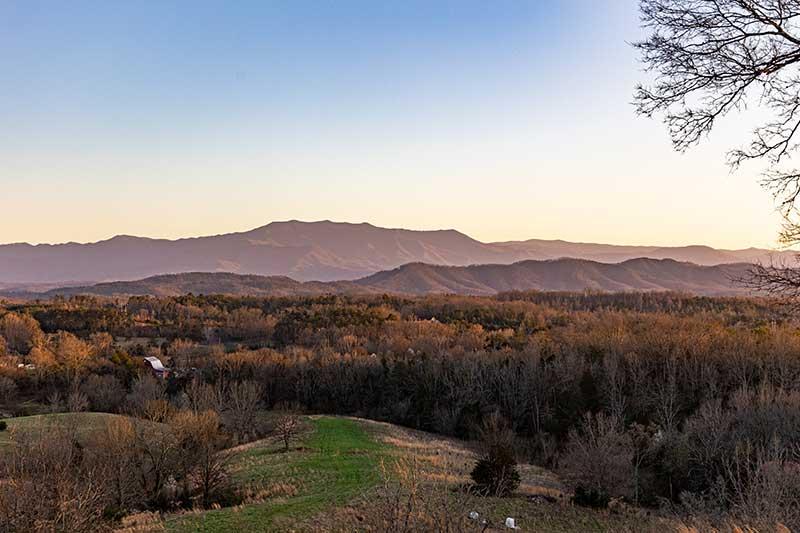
[358,417,566,500]
[238,481,300,503]
[115,512,165,532]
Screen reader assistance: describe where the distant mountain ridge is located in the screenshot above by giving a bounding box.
[0,220,791,285]
[25,273,369,298]
[356,258,752,296]
[7,258,754,298]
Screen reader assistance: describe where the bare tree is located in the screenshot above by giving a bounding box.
[653,355,681,433]
[52,331,94,383]
[173,410,230,508]
[81,374,125,412]
[89,332,114,358]
[347,457,478,533]
[185,377,225,414]
[129,418,181,506]
[126,374,167,419]
[67,385,89,412]
[225,380,262,442]
[559,412,635,506]
[0,423,110,532]
[0,313,43,355]
[0,376,17,405]
[272,406,302,452]
[602,353,628,422]
[740,259,800,306]
[47,390,63,413]
[721,438,800,529]
[626,422,659,506]
[95,416,140,511]
[635,0,800,295]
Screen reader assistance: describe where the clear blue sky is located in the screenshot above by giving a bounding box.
[0,0,783,247]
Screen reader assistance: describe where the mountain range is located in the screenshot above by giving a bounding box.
[356,258,752,296]
[0,220,793,286]
[6,258,753,299]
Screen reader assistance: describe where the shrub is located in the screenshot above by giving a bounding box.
[470,412,521,497]
[572,485,609,508]
[0,420,7,432]
[470,451,521,497]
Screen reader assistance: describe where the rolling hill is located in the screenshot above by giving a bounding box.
[0,220,792,286]
[9,258,754,298]
[33,272,370,298]
[356,258,752,296]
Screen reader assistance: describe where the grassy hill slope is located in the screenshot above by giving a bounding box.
[164,417,386,532]
[143,416,672,533]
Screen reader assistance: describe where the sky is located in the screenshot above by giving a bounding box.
[0,0,787,248]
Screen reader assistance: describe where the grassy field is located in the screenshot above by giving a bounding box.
[0,412,128,447]
[165,417,386,533]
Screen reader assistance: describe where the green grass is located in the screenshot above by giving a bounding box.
[166,416,386,533]
[0,412,129,447]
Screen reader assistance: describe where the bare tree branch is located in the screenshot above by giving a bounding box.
[636,0,800,297]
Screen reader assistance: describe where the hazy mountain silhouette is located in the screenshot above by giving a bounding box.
[24,272,368,298]
[0,221,505,284]
[0,220,790,285]
[11,258,752,298]
[356,258,752,296]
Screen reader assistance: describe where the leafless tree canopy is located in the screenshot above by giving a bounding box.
[635,0,800,295]
[739,258,800,302]
[636,0,800,173]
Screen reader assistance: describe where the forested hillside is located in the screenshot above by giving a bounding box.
[1,291,798,529]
